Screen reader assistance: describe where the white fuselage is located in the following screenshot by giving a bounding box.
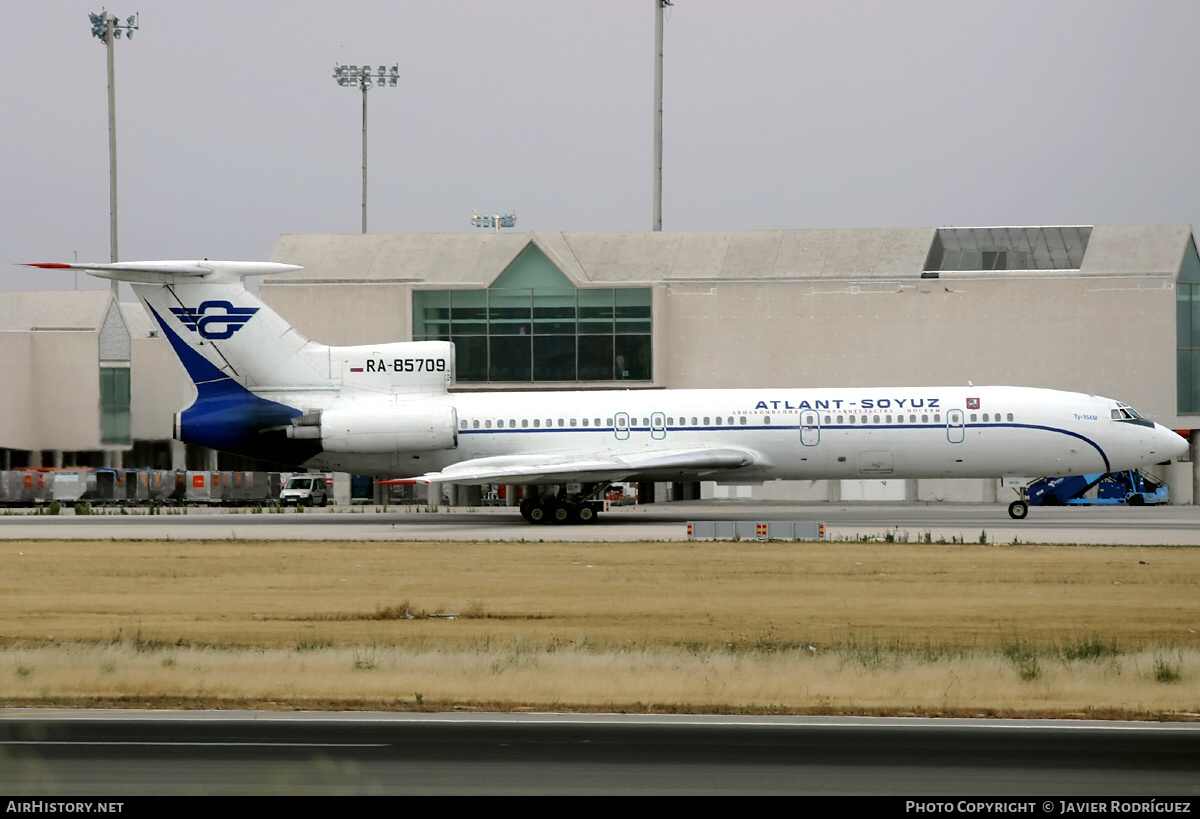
[289,385,1183,484]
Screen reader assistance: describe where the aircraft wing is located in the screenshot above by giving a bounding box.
[401,446,764,486]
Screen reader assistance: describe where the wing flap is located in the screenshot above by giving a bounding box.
[408,447,762,485]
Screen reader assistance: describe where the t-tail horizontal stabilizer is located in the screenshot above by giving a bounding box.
[23,260,301,284]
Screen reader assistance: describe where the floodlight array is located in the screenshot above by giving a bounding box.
[333,64,400,90]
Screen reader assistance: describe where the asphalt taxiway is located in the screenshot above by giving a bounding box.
[2,501,1200,544]
[2,711,1198,795]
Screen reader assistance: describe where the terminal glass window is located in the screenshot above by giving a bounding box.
[413,243,652,383]
[100,365,130,445]
[923,226,1091,275]
[1177,236,1200,413]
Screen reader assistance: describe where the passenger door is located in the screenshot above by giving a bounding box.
[800,410,820,446]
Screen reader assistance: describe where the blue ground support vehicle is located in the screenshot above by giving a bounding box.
[1025,470,1169,506]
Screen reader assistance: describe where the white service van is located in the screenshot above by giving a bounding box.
[279,475,329,507]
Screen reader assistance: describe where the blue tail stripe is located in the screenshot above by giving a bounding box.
[147,303,235,387]
[146,302,310,456]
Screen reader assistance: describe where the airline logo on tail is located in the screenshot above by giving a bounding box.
[170,301,259,340]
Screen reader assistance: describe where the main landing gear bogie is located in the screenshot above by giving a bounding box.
[520,490,604,525]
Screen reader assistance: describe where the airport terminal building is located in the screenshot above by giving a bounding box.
[4,223,1199,504]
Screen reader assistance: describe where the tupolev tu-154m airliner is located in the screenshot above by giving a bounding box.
[27,260,1189,523]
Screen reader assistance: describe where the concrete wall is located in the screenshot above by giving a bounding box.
[31,331,100,451]
[261,282,412,347]
[130,333,194,441]
[0,333,34,450]
[658,274,1177,421]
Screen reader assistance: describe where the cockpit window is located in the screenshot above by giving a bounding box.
[1111,403,1143,421]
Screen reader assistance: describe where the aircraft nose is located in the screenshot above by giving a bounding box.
[1156,424,1189,461]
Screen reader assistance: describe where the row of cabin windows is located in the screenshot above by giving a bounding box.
[462,416,755,429]
[825,412,1014,425]
[460,412,1016,430]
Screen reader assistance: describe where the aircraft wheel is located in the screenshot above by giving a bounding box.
[1008,500,1029,520]
[549,500,572,524]
[527,502,549,525]
[519,498,537,523]
[576,504,597,524]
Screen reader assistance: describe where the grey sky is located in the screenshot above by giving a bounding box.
[4,1,1199,294]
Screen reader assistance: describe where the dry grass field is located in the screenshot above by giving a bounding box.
[0,538,1197,717]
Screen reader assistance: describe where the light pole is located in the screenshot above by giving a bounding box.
[653,0,671,232]
[88,11,138,273]
[333,64,398,234]
[471,211,517,233]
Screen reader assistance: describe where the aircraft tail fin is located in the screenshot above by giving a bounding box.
[26,261,333,394]
[24,261,336,458]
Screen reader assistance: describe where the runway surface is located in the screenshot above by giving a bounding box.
[2,711,1199,795]
[2,501,1200,544]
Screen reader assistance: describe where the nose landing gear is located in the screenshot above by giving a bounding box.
[1008,483,1030,519]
